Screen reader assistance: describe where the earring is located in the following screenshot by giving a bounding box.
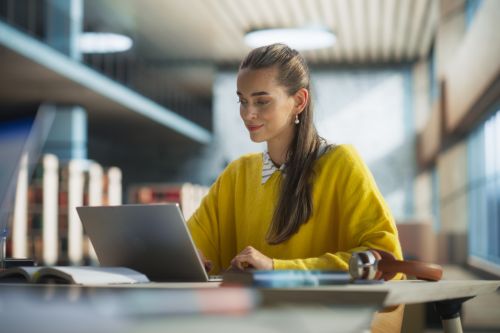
[294,114,300,125]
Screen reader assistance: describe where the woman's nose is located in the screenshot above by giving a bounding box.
[241,107,257,120]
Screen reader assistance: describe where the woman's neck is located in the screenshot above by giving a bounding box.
[267,132,295,167]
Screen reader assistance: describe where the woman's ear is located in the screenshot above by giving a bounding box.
[294,88,309,114]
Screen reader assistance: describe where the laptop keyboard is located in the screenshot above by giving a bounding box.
[208,275,223,282]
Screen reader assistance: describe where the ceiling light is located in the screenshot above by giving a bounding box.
[244,27,336,51]
[79,32,133,54]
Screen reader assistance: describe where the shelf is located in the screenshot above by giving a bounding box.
[0,20,212,145]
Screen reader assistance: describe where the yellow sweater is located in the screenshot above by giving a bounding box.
[187,145,403,274]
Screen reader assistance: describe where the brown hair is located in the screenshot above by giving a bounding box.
[239,43,330,244]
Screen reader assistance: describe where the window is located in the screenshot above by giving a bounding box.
[465,0,484,29]
[468,108,500,273]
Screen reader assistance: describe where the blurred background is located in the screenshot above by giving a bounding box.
[0,0,498,331]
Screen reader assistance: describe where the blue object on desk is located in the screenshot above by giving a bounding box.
[0,227,7,267]
[251,270,352,287]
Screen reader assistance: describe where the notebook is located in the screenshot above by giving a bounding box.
[76,203,221,282]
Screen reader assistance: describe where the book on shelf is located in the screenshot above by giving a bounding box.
[0,266,149,285]
[222,270,354,288]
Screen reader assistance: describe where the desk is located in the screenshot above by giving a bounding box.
[1,280,499,333]
[258,280,500,333]
[0,284,381,333]
[256,280,500,306]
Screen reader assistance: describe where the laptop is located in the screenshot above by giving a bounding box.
[76,203,221,282]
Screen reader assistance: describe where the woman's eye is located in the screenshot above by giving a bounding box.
[238,99,247,105]
[256,100,269,106]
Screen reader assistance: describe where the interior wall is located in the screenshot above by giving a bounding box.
[414,171,433,221]
[413,0,500,266]
[412,59,431,133]
[438,141,468,233]
[436,0,466,81]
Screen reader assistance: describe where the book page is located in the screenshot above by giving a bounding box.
[0,266,39,282]
[35,266,149,285]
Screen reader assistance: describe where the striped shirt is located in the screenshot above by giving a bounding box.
[261,141,331,184]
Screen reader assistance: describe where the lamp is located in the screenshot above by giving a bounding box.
[79,32,133,54]
[244,27,336,50]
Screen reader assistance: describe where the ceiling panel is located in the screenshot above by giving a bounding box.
[407,0,429,59]
[366,0,379,62]
[394,0,412,61]
[86,0,437,65]
[419,0,439,59]
[326,0,345,62]
[334,0,355,63]
[381,0,397,62]
[351,0,366,62]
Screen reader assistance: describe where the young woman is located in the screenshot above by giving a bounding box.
[187,43,403,275]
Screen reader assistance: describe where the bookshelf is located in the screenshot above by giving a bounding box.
[6,155,208,265]
[128,182,208,221]
[7,154,122,266]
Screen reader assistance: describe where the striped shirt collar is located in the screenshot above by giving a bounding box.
[261,151,286,184]
[261,141,330,185]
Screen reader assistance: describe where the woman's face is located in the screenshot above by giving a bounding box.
[236,67,297,144]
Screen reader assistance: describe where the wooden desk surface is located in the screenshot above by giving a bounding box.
[0,283,379,333]
[1,280,498,333]
[98,279,500,307]
[259,280,500,307]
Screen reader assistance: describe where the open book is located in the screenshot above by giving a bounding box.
[0,266,150,285]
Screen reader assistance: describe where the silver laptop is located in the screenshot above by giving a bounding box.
[76,203,220,282]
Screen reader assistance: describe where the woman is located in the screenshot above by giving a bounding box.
[187,43,403,275]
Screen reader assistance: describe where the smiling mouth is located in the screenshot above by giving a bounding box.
[246,124,264,132]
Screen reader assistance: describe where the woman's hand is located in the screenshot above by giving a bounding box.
[230,246,273,271]
[197,249,213,273]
